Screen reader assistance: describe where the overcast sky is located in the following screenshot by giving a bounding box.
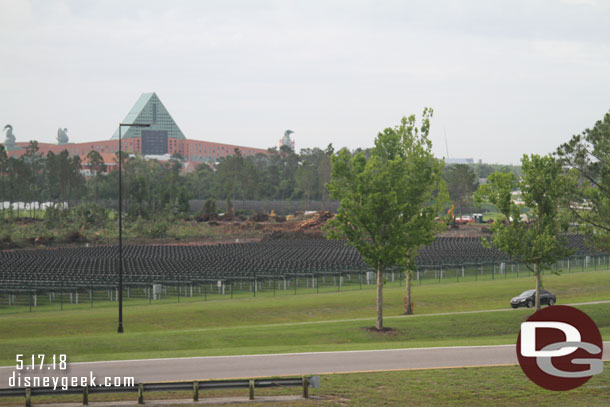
[1,0,609,164]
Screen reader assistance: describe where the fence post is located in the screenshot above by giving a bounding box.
[25,387,31,407]
[138,383,144,405]
[83,385,89,405]
[193,381,199,401]
[249,379,255,400]
[302,376,309,398]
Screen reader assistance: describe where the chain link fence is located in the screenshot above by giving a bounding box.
[1,254,608,314]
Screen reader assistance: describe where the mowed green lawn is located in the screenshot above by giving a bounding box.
[0,270,608,366]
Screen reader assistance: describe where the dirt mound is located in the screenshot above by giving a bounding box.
[261,210,334,240]
[297,211,334,230]
[194,213,219,222]
[197,210,335,241]
[249,212,269,222]
[65,231,87,243]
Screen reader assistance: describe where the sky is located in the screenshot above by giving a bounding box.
[1,0,609,164]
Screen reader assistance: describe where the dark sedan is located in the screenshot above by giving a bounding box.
[510,289,556,308]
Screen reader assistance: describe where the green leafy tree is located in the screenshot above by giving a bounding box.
[295,157,317,208]
[23,141,44,218]
[0,145,7,215]
[239,154,260,202]
[475,154,574,310]
[324,109,446,329]
[69,155,84,202]
[215,149,244,212]
[86,150,106,201]
[318,144,334,209]
[444,164,478,217]
[556,111,610,252]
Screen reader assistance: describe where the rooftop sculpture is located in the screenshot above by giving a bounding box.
[3,125,16,149]
[57,128,69,145]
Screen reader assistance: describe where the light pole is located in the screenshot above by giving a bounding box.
[117,123,150,333]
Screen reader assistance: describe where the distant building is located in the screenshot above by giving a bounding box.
[3,92,269,167]
[445,158,474,164]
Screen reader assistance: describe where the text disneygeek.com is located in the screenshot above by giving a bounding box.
[8,371,135,391]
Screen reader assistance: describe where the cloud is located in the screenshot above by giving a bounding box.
[0,0,609,163]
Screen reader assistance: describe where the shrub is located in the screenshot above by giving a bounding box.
[72,203,110,228]
[44,205,69,229]
[147,220,169,238]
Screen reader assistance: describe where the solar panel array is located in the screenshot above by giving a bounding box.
[0,235,598,291]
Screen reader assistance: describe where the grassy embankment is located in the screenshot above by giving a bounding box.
[0,270,608,366]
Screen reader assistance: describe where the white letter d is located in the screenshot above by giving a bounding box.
[521,322,581,357]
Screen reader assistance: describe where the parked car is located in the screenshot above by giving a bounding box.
[510,289,556,308]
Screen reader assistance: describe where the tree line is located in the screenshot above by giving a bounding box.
[0,142,336,219]
[0,140,520,219]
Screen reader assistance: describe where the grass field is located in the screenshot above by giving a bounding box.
[0,270,608,366]
[1,364,608,406]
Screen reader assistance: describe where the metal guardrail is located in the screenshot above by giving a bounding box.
[0,375,321,406]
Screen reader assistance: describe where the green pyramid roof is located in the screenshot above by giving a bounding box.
[111,92,185,140]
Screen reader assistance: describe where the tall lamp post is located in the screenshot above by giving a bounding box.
[117,123,150,333]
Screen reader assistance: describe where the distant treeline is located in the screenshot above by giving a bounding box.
[0,143,337,218]
[0,141,519,219]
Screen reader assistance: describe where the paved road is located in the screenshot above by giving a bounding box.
[1,301,608,387]
[1,343,608,387]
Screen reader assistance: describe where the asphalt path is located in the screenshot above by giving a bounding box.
[1,343,609,387]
